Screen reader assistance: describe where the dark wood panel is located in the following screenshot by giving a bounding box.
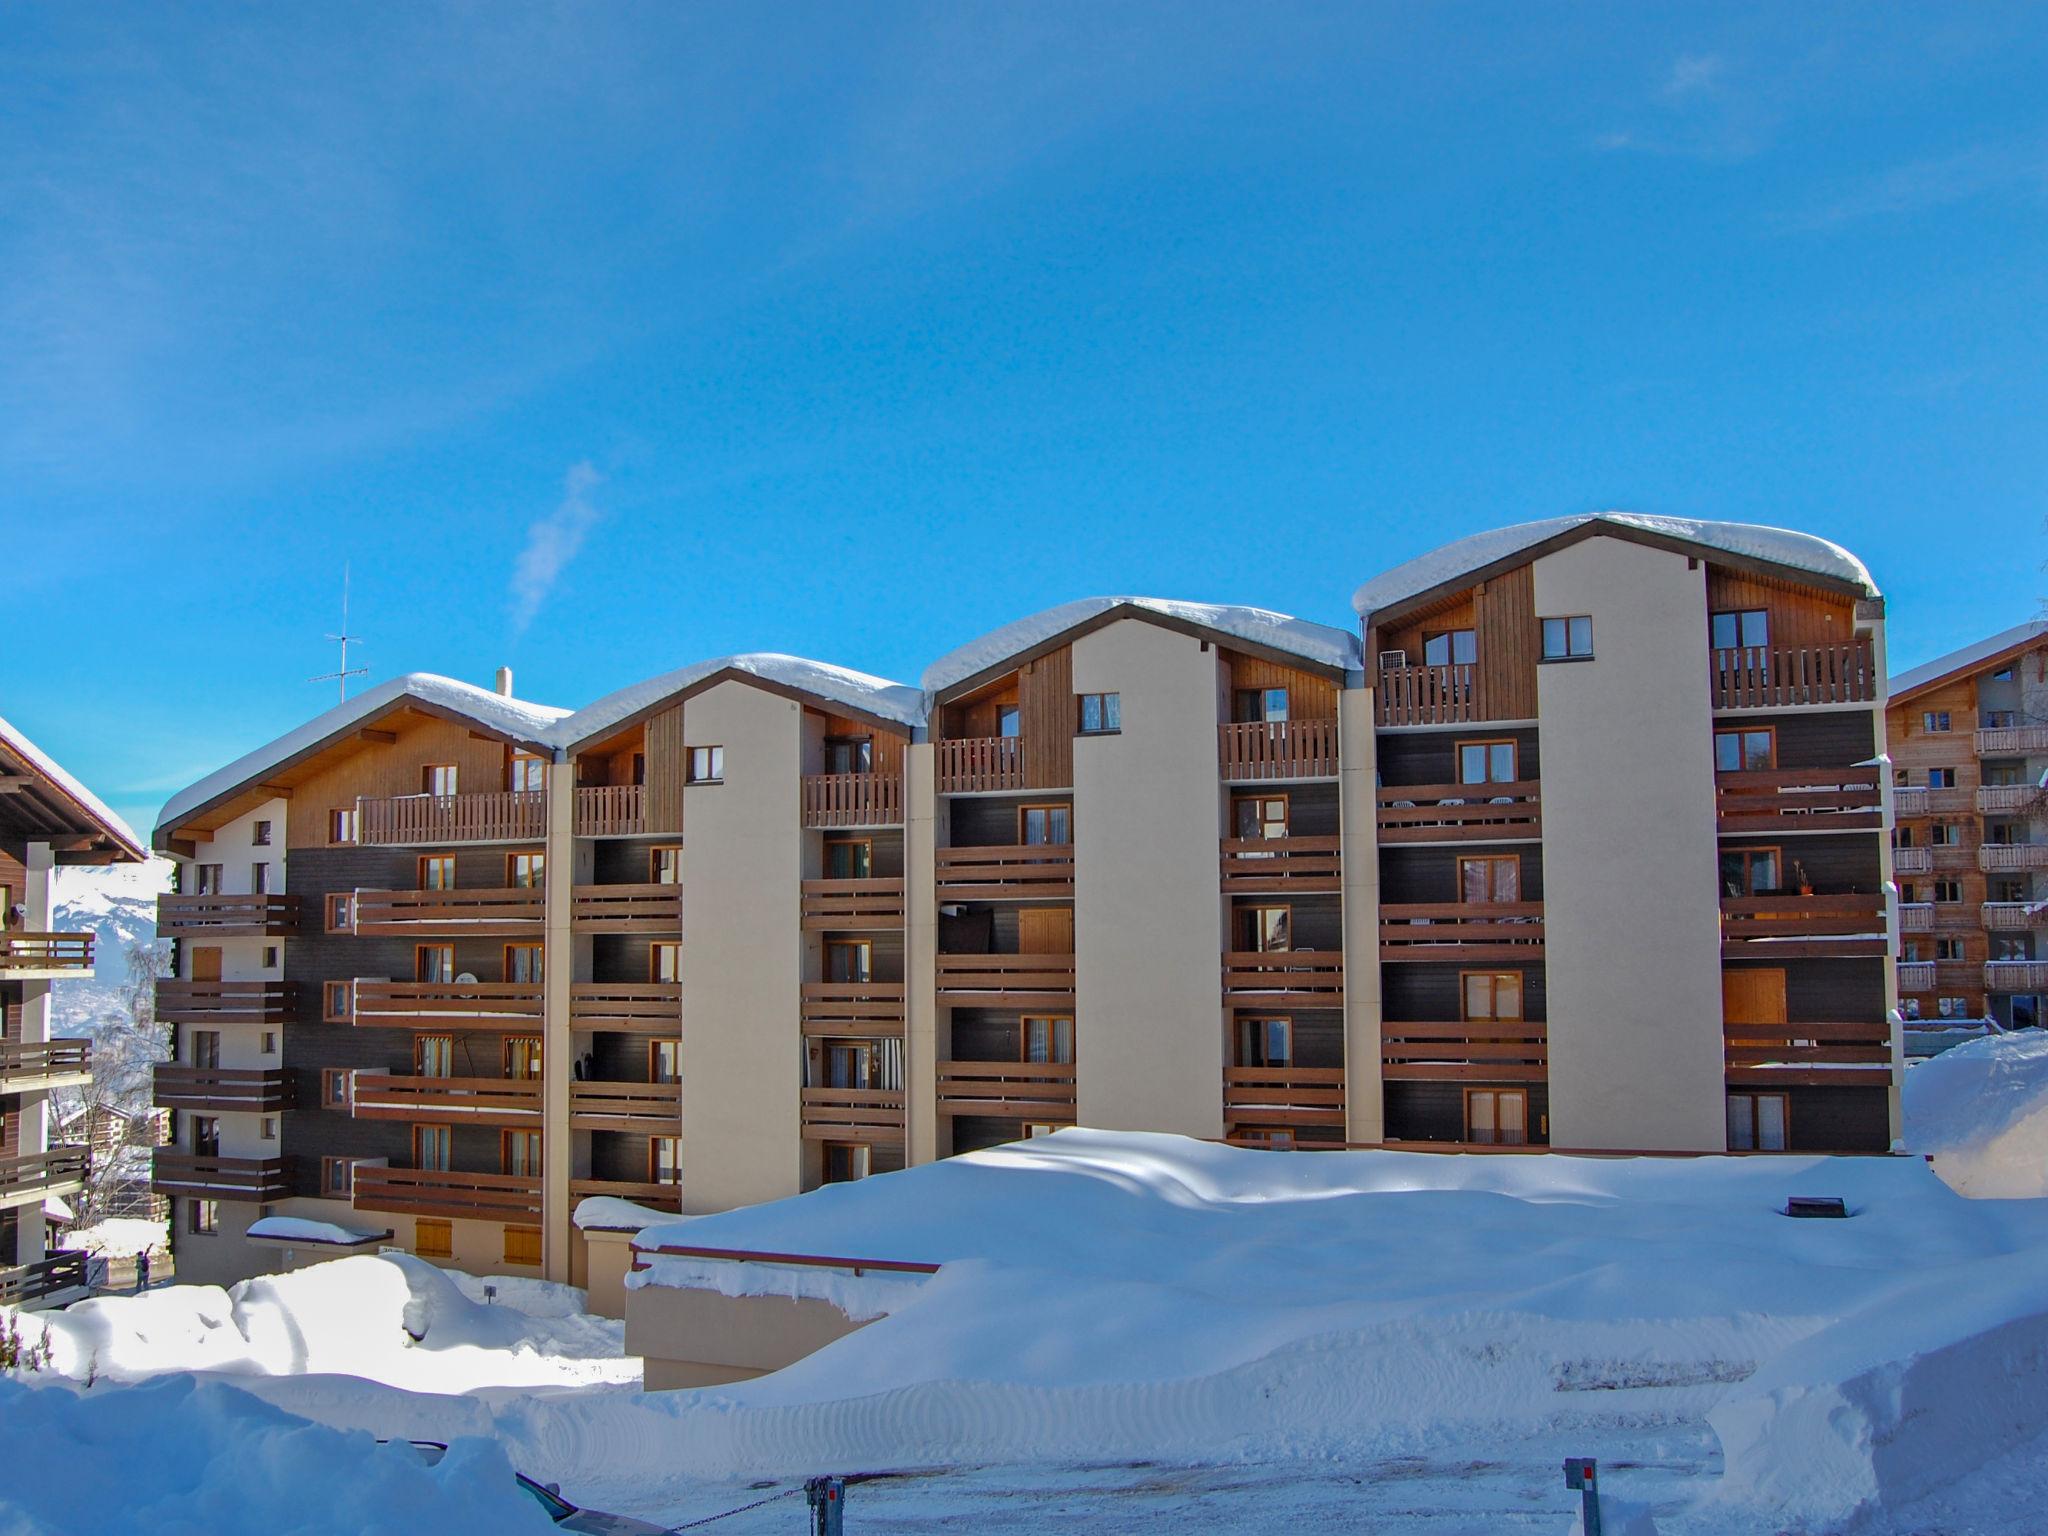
[1020,644,1073,789]
[1473,564,1537,721]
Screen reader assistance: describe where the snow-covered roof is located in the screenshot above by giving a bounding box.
[0,711,146,860]
[156,674,570,834]
[245,1216,392,1248]
[560,653,924,745]
[1351,513,1880,623]
[1890,619,2048,703]
[573,1195,684,1233]
[923,597,1362,694]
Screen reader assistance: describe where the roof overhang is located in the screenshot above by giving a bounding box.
[1890,624,2048,707]
[0,723,146,864]
[564,665,918,752]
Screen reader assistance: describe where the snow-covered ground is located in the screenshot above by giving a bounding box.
[65,1215,168,1261]
[1905,1028,2048,1197]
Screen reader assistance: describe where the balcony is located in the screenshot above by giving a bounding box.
[935,1062,1076,1121]
[1377,781,1541,844]
[0,933,93,980]
[936,737,1023,794]
[1222,1066,1346,1130]
[1981,845,2048,873]
[572,884,682,935]
[1724,1019,1892,1087]
[1984,902,2048,931]
[355,790,546,846]
[1893,786,1929,818]
[0,1148,88,1210]
[568,982,680,1034]
[352,1165,543,1223]
[935,953,1075,1007]
[150,1150,288,1201]
[346,980,544,1028]
[1222,950,1346,1000]
[575,784,650,838]
[1898,903,1933,932]
[0,1038,92,1094]
[1978,784,2048,815]
[155,980,297,1026]
[1376,662,1474,728]
[569,1080,680,1134]
[1217,720,1340,782]
[1977,726,2048,756]
[799,1086,906,1142]
[570,1176,681,1212]
[1891,846,1933,875]
[800,878,906,931]
[156,893,302,938]
[935,844,1075,899]
[800,981,906,1035]
[1380,1020,1547,1082]
[1719,895,1887,959]
[1986,961,2048,992]
[0,1250,89,1309]
[1897,959,1936,992]
[1378,903,1544,964]
[334,887,542,936]
[1916,786,1977,816]
[153,1065,293,1113]
[802,773,905,828]
[352,1074,542,1128]
[1219,836,1342,894]
[1715,768,1882,834]
[1709,641,1876,710]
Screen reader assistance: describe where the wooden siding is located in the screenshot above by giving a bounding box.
[1705,568,1857,651]
[938,645,1074,790]
[1472,565,1537,721]
[820,715,905,779]
[288,713,525,849]
[1223,652,1337,719]
[644,705,686,835]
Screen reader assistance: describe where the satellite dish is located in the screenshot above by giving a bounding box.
[456,972,478,984]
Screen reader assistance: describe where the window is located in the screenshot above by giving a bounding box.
[322,1069,351,1108]
[823,736,872,774]
[329,808,357,844]
[1719,848,1781,898]
[651,942,681,983]
[824,1143,871,1183]
[504,943,544,983]
[325,892,355,933]
[1929,768,1957,788]
[1900,997,1922,1020]
[259,1031,276,1055]
[650,845,682,884]
[825,940,873,983]
[1539,615,1593,661]
[688,746,725,784]
[1930,824,1962,846]
[1238,905,1291,952]
[1993,666,2017,682]
[259,1116,277,1141]
[1990,935,2031,961]
[1710,609,1769,650]
[260,946,278,970]
[1076,693,1121,735]
[320,1157,356,1197]
[1983,710,2018,729]
[1456,740,1517,785]
[416,945,455,982]
[1934,879,1963,904]
[1023,1015,1075,1064]
[1922,711,1952,733]
[1233,795,1289,841]
[191,1030,221,1069]
[419,855,457,891]
[1985,763,2024,788]
[189,1199,219,1236]
[414,1219,453,1260]
[509,753,547,793]
[1422,629,1476,667]
[191,1115,220,1156]
[250,861,269,894]
[1938,996,1971,1019]
[1236,1016,1291,1067]
[1727,1091,1788,1151]
[414,1125,452,1171]
[650,1137,680,1185]
[823,1040,873,1090]
[194,863,224,896]
[1020,804,1071,845]
[1713,729,1775,773]
[1466,1088,1527,1146]
[997,704,1021,739]
[502,1130,542,1177]
[825,839,873,879]
[1461,970,1524,1024]
[1459,854,1520,904]
[252,819,272,846]
[1234,688,1289,724]
[506,852,545,889]
[649,1040,681,1084]
[323,981,352,1024]
[415,1035,454,1077]
[504,1037,543,1080]
[423,764,458,796]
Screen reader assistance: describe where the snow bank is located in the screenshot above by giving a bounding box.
[63,1216,167,1260]
[629,1254,926,1322]
[1904,1030,2048,1196]
[0,1374,553,1536]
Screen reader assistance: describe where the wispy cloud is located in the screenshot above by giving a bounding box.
[1596,51,1775,162]
[1785,142,2048,231]
[510,461,603,634]
[1662,52,1725,101]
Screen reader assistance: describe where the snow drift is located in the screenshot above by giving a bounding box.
[1904,1029,2048,1197]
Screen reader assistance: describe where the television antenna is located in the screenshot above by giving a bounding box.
[309,563,369,703]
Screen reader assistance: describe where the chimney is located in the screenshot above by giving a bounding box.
[495,667,514,698]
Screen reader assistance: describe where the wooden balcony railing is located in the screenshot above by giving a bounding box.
[338,887,543,936]
[1890,846,1933,875]
[153,1065,294,1114]
[352,1165,543,1222]
[572,883,682,934]
[1896,960,1936,993]
[575,783,649,838]
[1928,844,1979,873]
[1898,903,1933,932]
[0,1249,89,1308]
[355,790,546,846]
[1380,1021,1548,1082]
[1892,786,1929,818]
[799,1086,906,1141]
[1378,903,1545,964]
[1217,720,1340,781]
[0,1038,92,1093]
[1986,961,2048,992]
[1719,895,1887,959]
[1724,1020,1892,1088]
[570,1176,681,1212]
[1222,950,1347,997]
[0,932,94,979]
[802,773,905,827]
[935,1062,1077,1119]
[1977,784,2048,814]
[936,737,1024,794]
[149,1150,287,1201]
[1715,768,1883,833]
[1984,902,2048,931]
[348,980,544,1027]
[935,953,1076,1007]
[1219,836,1342,893]
[800,981,906,1035]
[1376,663,1475,728]
[1981,844,2048,873]
[935,843,1075,898]
[1977,726,2048,756]
[155,981,298,1026]
[1916,786,1976,816]
[800,877,906,931]
[1377,781,1541,843]
[156,893,303,937]
[0,1148,89,1209]
[568,982,681,1033]
[1222,1065,1345,1129]
[569,1079,680,1134]
[351,1073,542,1127]
[1710,641,1876,710]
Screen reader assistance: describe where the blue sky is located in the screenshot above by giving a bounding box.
[4,2,2045,838]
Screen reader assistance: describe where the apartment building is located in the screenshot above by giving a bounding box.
[1,714,147,1308]
[1888,620,2048,1029]
[151,513,1901,1289]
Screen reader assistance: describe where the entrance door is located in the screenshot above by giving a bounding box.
[1722,968,1788,1026]
[1019,907,1075,955]
[190,946,223,983]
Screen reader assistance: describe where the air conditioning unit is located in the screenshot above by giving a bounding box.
[1378,650,1408,672]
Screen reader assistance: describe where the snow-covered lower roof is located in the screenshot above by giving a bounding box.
[1890,619,2048,703]
[1351,513,1880,623]
[573,1195,684,1233]
[245,1216,392,1248]
[561,653,924,745]
[0,711,146,860]
[923,597,1362,695]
